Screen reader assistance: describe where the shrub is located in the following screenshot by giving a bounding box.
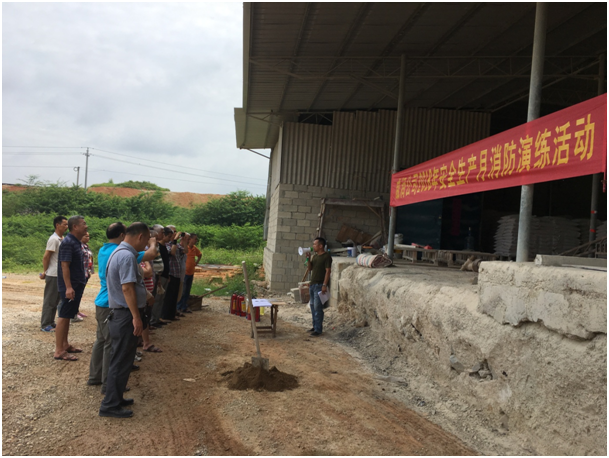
[191,190,266,226]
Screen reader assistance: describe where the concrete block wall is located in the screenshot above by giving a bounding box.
[264,182,389,292]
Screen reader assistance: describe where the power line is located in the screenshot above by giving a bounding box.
[3,146,86,148]
[90,147,267,182]
[3,165,77,169]
[3,152,83,155]
[3,145,268,182]
[92,153,267,187]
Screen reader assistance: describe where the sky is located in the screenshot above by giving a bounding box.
[2,2,270,195]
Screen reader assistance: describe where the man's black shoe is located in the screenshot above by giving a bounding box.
[120,398,134,406]
[87,380,102,386]
[307,328,315,332]
[99,407,133,418]
[131,364,140,371]
[310,331,322,336]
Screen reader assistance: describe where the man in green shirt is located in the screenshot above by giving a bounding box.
[305,237,332,336]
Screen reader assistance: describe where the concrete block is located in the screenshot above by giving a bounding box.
[290,287,302,302]
[297,219,311,227]
[282,205,299,212]
[277,225,291,232]
[292,212,306,220]
[280,184,294,191]
[292,198,312,206]
[478,262,607,340]
[281,232,296,240]
[283,219,297,226]
[298,206,312,213]
[279,197,293,205]
[284,191,300,199]
[277,211,292,219]
[296,233,312,241]
[293,184,309,192]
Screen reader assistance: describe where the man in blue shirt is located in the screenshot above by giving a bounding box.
[87,222,156,394]
[54,215,88,361]
[99,222,151,418]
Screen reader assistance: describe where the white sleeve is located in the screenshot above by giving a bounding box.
[46,236,60,252]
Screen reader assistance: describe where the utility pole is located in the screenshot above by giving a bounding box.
[73,166,80,187]
[83,148,90,192]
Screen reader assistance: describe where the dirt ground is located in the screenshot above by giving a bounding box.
[2,273,475,456]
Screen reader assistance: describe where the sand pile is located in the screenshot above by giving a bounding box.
[222,363,298,392]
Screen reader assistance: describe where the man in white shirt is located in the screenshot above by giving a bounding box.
[39,216,68,332]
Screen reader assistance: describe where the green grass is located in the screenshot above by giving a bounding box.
[199,247,263,266]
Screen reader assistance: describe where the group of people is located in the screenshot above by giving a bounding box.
[40,215,202,418]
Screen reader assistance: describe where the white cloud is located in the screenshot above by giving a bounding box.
[2,2,269,194]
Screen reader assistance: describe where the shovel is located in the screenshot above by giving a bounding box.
[242,261,269,371]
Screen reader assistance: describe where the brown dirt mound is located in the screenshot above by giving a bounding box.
[223,363,299,392]
[88,186,143,198]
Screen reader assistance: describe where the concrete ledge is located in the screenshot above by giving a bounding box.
[534,254,607,268]
[336,263,607,455]
[478,262,607,340]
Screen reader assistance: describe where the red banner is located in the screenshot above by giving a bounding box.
[391,94,607,207]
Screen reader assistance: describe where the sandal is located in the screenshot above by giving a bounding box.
[54,351,78,361]
[143,345,163,353]
[66,346,83,353]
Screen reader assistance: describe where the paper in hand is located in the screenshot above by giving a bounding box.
[318,290,329,305]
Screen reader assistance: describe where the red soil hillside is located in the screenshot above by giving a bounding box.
[2,185,223,209]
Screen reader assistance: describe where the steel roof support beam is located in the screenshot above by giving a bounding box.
[339,3,430,110]
[277,3,315,113]
[517,2,548,263]
[306,3,373,111]
[454,4,604,110]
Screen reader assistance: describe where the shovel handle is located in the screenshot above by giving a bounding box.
[242,261,262,360]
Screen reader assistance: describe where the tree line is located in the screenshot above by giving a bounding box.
[2,185,266,271]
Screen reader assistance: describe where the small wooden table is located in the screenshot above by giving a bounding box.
[251,300,286,338]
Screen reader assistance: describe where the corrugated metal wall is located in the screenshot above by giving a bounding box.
[280,108,490,193]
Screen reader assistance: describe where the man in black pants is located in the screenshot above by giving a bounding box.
[161,230,185,322]
[99,222,151,418]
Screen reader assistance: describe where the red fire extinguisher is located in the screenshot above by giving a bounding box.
[230,294,237,314]
[246,305,260,322]
[239,295,246,317]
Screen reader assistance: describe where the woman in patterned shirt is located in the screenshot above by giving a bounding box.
[74,232,94,322]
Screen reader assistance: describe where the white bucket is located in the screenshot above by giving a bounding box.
[394,233,404,245]
[347,247,356,257]
[298,247,312,256]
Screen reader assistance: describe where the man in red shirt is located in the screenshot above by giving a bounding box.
[177,234,202,314]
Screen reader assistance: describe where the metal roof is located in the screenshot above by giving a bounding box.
[235,2,607,149]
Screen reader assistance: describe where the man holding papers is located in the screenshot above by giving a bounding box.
[305,237,332,336]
